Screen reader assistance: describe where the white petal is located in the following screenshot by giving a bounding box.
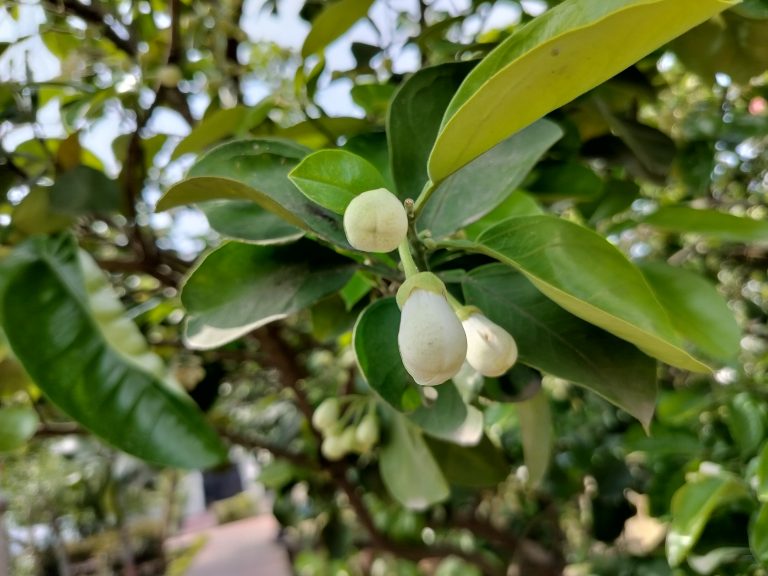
[462,313,518,377]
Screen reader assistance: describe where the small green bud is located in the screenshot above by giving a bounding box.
[343,188,408,253]
[354,413,379,451]
[312,398,340,432]
[321,434,346,461]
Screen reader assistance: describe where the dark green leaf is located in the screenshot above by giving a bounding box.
[409,382,471,444]
[667,472,749,566]
[638,262,741,362]
[527,161,603,202]
[182,240,355,349]
[644,206,768,243]
[380,410,450,510]
[426,435,509,488]
[463,264,657,426]
[388,61,474,200]
[726,393,765,458]
[289,149,387,213]
[342,132,394,190]
[750,504,768,566]
[156,139,348,247]
[1,235,227,468]
[0,406,38,452]
[353,298,419,412]
[200,201,304,245]
[49,166,121,214]
[418,120,562,237]
[463,192,544,240]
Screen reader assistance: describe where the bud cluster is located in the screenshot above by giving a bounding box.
[312,398,380,461]
[343,188,518,389]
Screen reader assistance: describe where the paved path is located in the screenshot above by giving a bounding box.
[168,515,292,576]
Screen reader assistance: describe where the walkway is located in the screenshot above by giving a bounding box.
[167,515,292,576]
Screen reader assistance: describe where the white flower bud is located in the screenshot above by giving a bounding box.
[462,313,518,377]
[343,188,408,252]
[312,398,339,433]
[397,285,467,386]
[321,433,346,461]
[354,413,379,451]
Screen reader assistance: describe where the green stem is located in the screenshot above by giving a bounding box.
[445,291,464,311]
[398,240,419,278]
[413,180,437,215]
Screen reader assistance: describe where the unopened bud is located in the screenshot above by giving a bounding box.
[343,188,408,253]
[461,312,518,377]
[312,398,340,432]
[397,274,467,386]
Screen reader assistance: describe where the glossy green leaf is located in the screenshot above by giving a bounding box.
[200,201,304,245]
[644,206,768,242]
[301,0,375,58]
[1,235,227,468]
[156,139,348,247]
[49,166,121,214]
[0,406,38,452]
[462,264,657,427]
[354,298,418,411]
[638,262,741,362]
[666,472,749,566]
[172,102,272,160]
[750,504,768,566]
[429,0,736,182]
[342,132,394,190]
[463,215,708,372]
[517,391,552,487]
[463,192,544,240]
[426,435,509,488]
[380,411,450,510]
[182,240,355,349]
[417,120,562,237]
[288,149,387,213]
[388,61,474,200]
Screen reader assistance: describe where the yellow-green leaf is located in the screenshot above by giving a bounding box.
[429,0,736,182]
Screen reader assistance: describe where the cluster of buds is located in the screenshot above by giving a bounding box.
[396,272,518,385]
[343,188,518,387]
[312,398,380,461]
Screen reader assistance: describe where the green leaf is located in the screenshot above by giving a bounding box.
[301,0,376,58]
[429,0,736,182]
[462,264,657,427]
[342,132,394,190]
[667,472,750,566]
[0,406,38,452]
[354,298,420,412]
[172,102,272,160]
[156,139,349,247]
[463,192,544,240]
[49,166,121,214]
[464,216,709,372]
[380,411,450,510]
[756,442,768,502]
[644,206,768,242]
[1,235,227,468]
[638,262,741,362]
[288,149,387,213]
[726,393,765,458]
[517,391,552,487]
[388,61,475,200]
[750,504,768,566]
[409,383,473,444]
[200,201,304,245]
[182,240,355,349]
[527,161,604,202]
[426,435,509,488]
[417,120,562,237]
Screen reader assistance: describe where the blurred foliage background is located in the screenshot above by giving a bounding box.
[1,0,768,575]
